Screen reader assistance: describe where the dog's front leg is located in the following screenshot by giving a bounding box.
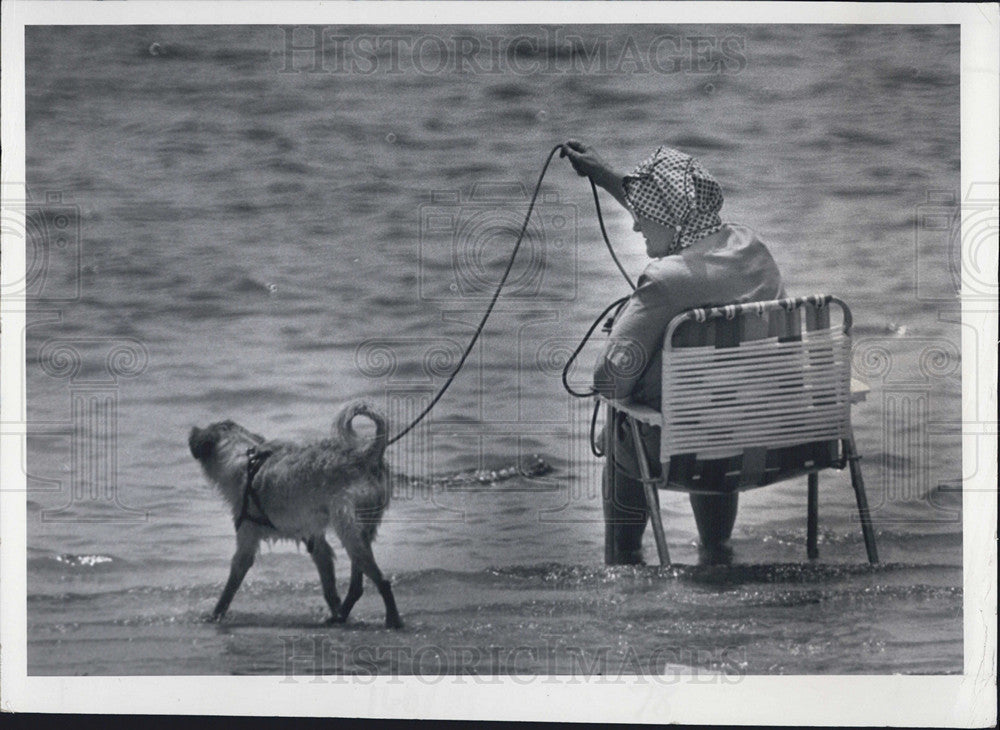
[306,535,341,619]
[212,527,260,620]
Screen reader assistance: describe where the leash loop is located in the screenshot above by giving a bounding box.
[560,295,631,398]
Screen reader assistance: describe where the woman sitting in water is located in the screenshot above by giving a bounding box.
[560,140,786,564]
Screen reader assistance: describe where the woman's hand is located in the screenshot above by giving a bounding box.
[561,139,630,211]
[560,139,612,182]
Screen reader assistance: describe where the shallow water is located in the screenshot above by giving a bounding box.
[23,24,962,675]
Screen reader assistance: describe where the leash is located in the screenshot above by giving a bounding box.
[235,446,276,531]
[385,144,636,448]
[588,178,635,290]
[567,181,637,457]
[229,150,635,532]
[561,293,631,458]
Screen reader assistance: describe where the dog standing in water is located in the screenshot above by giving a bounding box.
[188,402,403,629]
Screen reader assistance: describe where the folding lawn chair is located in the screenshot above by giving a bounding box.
[599,294,879,566]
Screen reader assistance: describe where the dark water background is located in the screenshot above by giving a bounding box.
[23,25,962,675]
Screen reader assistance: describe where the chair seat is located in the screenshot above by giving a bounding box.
[660,440,842,495]
[849,377,870,403]
[596,397,661,425]
[600,379,864,492]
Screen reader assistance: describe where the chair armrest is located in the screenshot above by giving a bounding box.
[850,378,870,405]
[595,396,662,426]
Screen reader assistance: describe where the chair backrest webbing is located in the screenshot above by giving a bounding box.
[660,296,853,461]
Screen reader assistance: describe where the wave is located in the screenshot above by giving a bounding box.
[262,157,314,176]
[752,526,961,552]
[485,81,533,101]
[828,127,895,147]
[851,322,912,336]
[481,560,958,589]
[28,550,122,573]
[184,385,304,408]
[581,87,657,107]
[393,453,553,492]
[668,133,738,151]
[155,138,210,157]
[880,66,957,90]
[830,183,907,199]
[231,275,279,294]
[26,560,960,609]
[142,41,273,71]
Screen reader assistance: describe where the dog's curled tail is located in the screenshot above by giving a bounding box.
[335,401,389,463]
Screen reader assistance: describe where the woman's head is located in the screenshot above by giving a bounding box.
[623,146,724,257]
[631,214,677,258]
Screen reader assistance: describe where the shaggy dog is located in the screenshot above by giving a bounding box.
[188,402,402,629]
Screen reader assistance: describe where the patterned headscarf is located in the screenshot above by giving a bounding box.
[622,146,724,256]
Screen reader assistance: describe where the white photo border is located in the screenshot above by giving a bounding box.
[1,2,996,725]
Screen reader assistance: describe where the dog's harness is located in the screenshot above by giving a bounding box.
[235,446,276,531]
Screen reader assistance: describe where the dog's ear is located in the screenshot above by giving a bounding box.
[188,426,215,461]
[216,419,265,445]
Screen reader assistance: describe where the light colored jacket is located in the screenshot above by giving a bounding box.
[594,224,786,406]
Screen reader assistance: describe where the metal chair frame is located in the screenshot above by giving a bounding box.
[599,294,879,566]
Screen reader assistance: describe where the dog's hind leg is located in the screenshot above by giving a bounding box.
[333,522,403,629]
[331,563,364,624]
[212,527,260,620]
[305,535,341,619]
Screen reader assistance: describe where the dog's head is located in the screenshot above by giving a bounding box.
[189,419,266,486]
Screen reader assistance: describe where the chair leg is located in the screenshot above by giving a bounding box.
[807,472,819,560]
[844,437,879,565]
[603,405,616,565]
[628,416,670,567]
